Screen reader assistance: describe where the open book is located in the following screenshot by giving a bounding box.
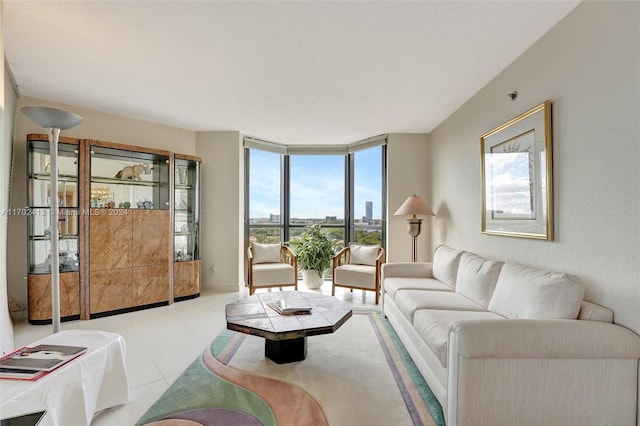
[267,299,312,315]
[0,344,87,381]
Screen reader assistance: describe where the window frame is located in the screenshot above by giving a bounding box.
[244,136,387,261]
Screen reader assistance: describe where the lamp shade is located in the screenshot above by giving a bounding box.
[394,194,434,217]
[21,106,83,130]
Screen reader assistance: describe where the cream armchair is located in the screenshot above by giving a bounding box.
[332,244,384,304]
[248,243,298,295]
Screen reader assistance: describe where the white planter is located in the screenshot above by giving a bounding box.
[302,270,324,289]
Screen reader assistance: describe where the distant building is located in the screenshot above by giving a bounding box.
[269,214,280,223]
[365,201,373,222]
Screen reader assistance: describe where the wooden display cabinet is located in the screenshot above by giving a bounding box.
[26,134,199,323]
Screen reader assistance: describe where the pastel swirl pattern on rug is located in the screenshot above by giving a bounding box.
[145,407,261,425]
[202,333,328,426]
[135,352,277,425]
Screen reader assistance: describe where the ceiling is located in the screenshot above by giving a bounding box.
[4,1,580,145]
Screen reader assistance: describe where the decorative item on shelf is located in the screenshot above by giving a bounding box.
[287,224,337,289]
[20,106,84,334]
[118,201,131,209]
[176,166,188,185]
[394,194,435,262]
[114,163,149,181]
[91,187,112,207]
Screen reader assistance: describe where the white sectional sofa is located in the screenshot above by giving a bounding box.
[381,245,640,426]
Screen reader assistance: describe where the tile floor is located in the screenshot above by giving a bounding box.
[11,281,377,425]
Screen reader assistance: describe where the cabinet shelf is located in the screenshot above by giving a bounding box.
[31,235,78,241]
[29,173,78,182]
[91,176,159,187]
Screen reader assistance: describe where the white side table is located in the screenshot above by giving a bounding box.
[0,330,129,426]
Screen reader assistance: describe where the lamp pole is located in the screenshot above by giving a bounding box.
[407,217,422,262]
[21,107,83,333]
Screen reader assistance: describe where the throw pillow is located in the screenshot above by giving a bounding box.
[488,262,584,319]
[252,243,282,264]
[456,252,504,308]
[349,244,379,266]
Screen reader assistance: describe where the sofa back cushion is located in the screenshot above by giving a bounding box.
[488,262,584,319]
[432,245,464,289]
[252,243,282,264]
[456,252,504,308]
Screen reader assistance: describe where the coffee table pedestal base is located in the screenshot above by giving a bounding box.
[265,336,307,364]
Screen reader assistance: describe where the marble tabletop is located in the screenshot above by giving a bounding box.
[225,291,352,341]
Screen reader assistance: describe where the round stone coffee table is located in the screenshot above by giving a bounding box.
[225,291,352,364]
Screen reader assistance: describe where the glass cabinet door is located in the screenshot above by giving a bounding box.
[90,145,170,210]
[174,158,200,262]
[27,139,80,274]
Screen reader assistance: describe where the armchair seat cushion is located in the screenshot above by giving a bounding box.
[334,264,377,289]
[252,263,295,287]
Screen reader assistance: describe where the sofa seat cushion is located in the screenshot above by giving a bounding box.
[456,252,504,308]
[488,262,584,319]
[413,309,506,368]
[252,263,295,287]
[395,290,485,322]
[334,264,376,289]
[384,277,452,300]
[432,245,465,289]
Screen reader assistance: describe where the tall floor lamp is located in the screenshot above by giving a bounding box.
[394,194,435,262]
[21,106,83,333]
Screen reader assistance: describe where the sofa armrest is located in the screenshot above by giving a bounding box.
[449,319,640,359]
[447,319,640,426]
[381,262,433,279]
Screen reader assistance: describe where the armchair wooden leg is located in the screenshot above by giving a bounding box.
[331,284,335,296]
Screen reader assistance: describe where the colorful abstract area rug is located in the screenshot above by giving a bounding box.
[136,311,445,426]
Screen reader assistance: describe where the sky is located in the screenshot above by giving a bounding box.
[249,147,382,220]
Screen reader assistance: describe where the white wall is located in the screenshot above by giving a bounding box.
[1,0,17,353]
[429,1,640,333]
[195,131,243,292]
[386,133,431,262]
[8,97,197,315]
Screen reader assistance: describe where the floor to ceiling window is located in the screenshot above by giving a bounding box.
[247,149,282,244]
[289,155,346,244]
[245,137,386,251]
[352,145,384,246]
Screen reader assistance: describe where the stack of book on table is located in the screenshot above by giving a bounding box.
[0,344,87,381]
[267,299,312,315]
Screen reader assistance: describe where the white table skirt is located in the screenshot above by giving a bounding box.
[0,330,130,426]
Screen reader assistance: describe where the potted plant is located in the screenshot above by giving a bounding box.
[287,224,336,289]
